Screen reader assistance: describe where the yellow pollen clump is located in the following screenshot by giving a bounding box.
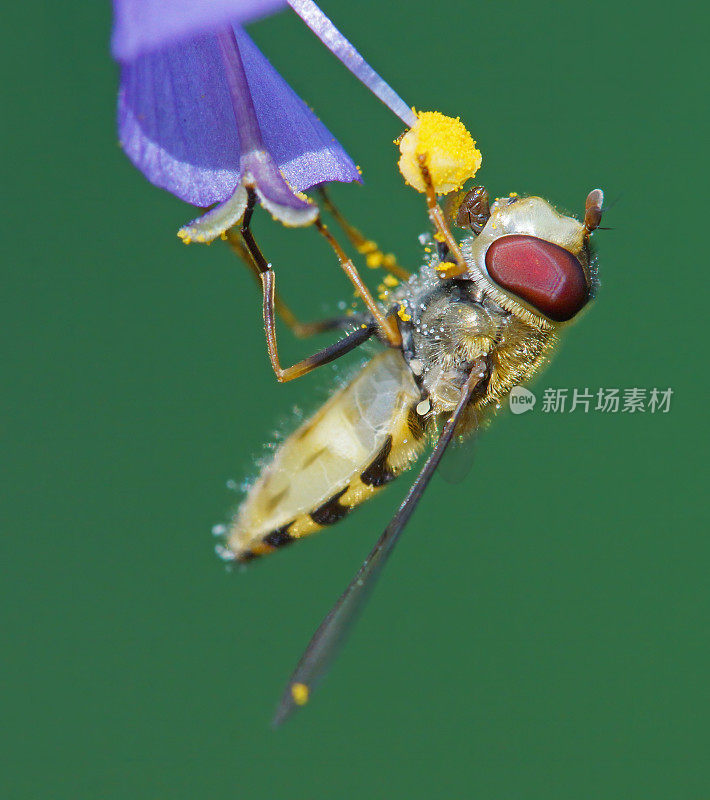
[383,274,399,287]
[366,251,384,268]
[357,240,378,255]
[397,304,412,322]
[178,230,208,245]
[291,683,309,706]
[397,110,482,195]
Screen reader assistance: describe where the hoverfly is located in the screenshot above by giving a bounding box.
[218,180,604,725]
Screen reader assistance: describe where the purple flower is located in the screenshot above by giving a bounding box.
[112,0,288,61]
[113,0,362,240]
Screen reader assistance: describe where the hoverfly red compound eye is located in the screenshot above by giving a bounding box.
[485,235,590,321]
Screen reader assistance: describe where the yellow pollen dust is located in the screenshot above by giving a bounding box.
[397,304,412,322]
[397,110,482,195]
[291,682,309,706]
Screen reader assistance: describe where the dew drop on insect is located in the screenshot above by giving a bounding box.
[226,479,238,491]
[215,544,236,562]
[211,523,227,537]
[416,398,431,415]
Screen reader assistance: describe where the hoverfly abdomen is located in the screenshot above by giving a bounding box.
[310,487,351,526]
[226,350,428,562]
[360,435,397,487]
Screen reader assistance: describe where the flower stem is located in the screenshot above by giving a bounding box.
[287,0,416,128]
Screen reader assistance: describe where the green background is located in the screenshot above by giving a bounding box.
[3,1,706,797]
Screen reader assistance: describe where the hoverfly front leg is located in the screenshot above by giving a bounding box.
[316,186,411,282]
[239,189,378,383]
[417,154,468,279]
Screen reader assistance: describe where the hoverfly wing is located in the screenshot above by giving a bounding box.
[271,518,394,728]
[438,426,479,485]
[272,361,487,726]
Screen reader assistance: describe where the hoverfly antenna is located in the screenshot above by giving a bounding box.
[583,188,604,234]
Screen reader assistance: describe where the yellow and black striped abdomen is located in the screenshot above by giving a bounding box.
[226,350,426,562]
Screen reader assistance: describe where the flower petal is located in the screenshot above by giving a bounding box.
[234,27,361,192]
[178,184,248,244]
[112,0,287,61]
[118,33,240,207]
[243,150,318,226]
[117,27,360,207]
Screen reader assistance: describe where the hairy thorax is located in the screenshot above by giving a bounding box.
[395,264,555,433]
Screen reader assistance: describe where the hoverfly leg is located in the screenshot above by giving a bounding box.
[314,218,403,348]
[272,359,488,726]
[223,228,310,337]
[261,270,376,382]
[417,154,468,279]
[225,229,370,339]
[238,189,377,382]
[316,186,410,281]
